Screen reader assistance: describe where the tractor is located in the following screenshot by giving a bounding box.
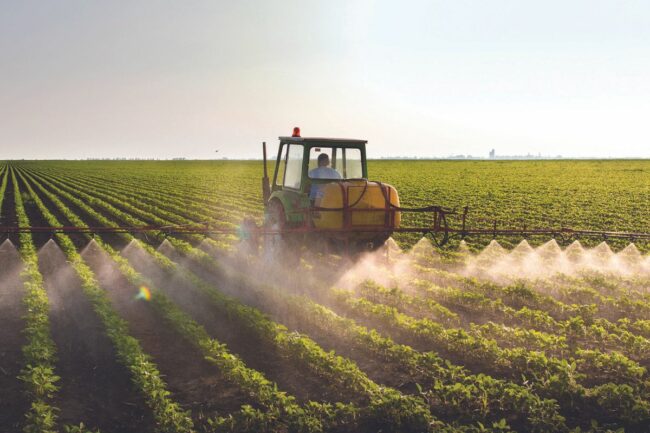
[260,127,404,253]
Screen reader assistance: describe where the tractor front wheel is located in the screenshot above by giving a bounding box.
[263,200,293,261]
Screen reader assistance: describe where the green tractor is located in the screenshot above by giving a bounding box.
[260,127,402,253]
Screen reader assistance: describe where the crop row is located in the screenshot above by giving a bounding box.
[328,285,650,423]
[180,255,569,432]
[190,240,650,431]
[22,169,535,431]
[364,278,650,368]
[11,167,62,433]
[17,167,482,432]
[7,161,650,432]
[7,167,106,433]
[22,164,638,426]
[410,265,650,349]
[21,170,309,430]
[24,167,244,243]
[30,165,556,428]
[23,165,258,224]
[22,164,640,430]
[13,159,650,252]
[21,164,648,366]
[355,280,648,385]
[272,254,650,403]
[16,168,196,433]
[24,166,237,259]
[20,168,349,431]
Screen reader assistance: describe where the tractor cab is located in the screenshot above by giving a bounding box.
[261,127,400,250]
[270,131,368,218]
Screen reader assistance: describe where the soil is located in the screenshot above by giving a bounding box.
[81,241,252,429]
[0,240,29,432]
[1,172,21,246]
[120,241,364,406]
[38,241,154,432]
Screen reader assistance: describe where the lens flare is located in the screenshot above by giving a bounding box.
[135,286,152,301]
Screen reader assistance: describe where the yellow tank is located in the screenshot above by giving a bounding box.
[312,180,401,236]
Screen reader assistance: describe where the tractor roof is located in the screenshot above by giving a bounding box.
[278,136,367,145]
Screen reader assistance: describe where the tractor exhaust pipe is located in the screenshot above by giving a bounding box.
[262,141,271,207]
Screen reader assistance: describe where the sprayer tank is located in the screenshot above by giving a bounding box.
[312,180,401,234]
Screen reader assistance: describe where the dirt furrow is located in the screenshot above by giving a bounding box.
[1,171,21,246]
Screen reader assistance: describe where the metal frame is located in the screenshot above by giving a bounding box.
[2,206,648,250]
[3,223,647,242]
[4,206,647,245]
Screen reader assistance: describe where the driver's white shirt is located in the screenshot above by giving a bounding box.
[309,166,341,179]
[309,167,341,199]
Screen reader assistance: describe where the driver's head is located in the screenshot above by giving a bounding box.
[317,153,330,167]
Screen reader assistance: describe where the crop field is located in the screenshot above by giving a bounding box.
[0,160,649,433]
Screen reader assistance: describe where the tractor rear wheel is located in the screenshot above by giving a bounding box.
[238,217,260,255]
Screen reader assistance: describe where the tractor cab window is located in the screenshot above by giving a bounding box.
[308,147,362,180]
[280,144,303,190]
[344,148,363,178]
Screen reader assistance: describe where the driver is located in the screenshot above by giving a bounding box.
[309,153,341,200]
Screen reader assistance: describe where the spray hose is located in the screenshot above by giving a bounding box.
[311,179,370,211]
[313,179,449,213]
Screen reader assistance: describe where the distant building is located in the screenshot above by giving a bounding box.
[489,149,495,159]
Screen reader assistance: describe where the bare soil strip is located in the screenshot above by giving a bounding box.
[0,173,21,246]
[81,242,251,428]
[0,240,29,431]
[38,241,154,432]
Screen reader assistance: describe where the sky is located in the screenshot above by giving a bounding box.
[1,0,650,159]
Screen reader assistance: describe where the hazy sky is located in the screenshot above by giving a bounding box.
[2,1,650,159]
